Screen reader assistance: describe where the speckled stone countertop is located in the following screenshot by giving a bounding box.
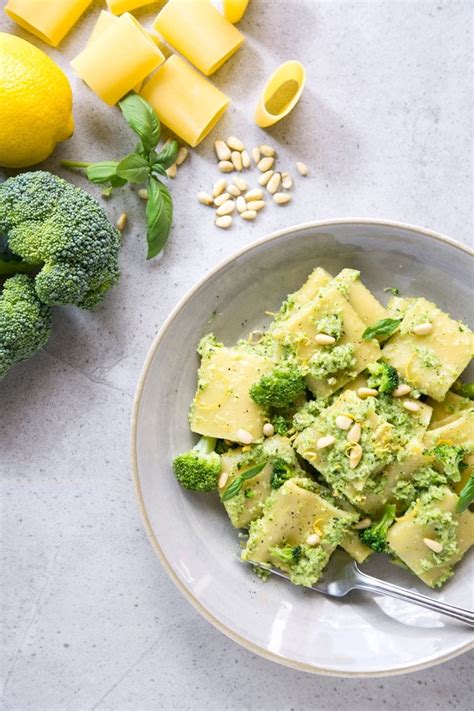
[1,1,472,709]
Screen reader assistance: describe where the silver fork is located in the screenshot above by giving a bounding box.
[244,549,474,627]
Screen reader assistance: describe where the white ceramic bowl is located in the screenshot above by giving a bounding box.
[131,219,474,676]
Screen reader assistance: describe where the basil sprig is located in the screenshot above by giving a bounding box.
[221,461,267,502]
[362,318,402,341]
[61,93,178,259]
[455,473,474,513]
[383,287,400,296]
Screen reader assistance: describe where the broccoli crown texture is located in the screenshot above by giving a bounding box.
[173,436,221,491]
[270,545,302,565]
[0,274,52,379]
[367,361,399,394]
[428,444,467,483]
[270,458,293,489]
[249,363,306,408]
[0,171,121,309]
[360,504,396,553]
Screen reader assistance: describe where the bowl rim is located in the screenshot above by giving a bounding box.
[130,218,474,677]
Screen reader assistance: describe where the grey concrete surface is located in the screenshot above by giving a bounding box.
[1,1,473,709]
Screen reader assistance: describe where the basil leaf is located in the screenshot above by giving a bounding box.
[383,287,399,296]
[118,93,161,150]
[116,153,150,184]
[362,318,401,341]
[154,139,179,169]
[146,177,173,259]
[241,461,267,480]
[85,161,123,184]
[456,473,474,513]
[221,461,267,502]
[151,164,168,178]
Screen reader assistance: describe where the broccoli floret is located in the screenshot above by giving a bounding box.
[173,436,221,491]
[0,171,120,309]
[292,398,328,431]
[270,458,293,489]
[249,363,306,408]
[197,333,223,357]
[271,413,292,436]
[360,504,396,553]
[428,445,467,483]
[367,361,399,394]
[269,545,302,565]
[308,343,356,380]
[0,274,52,379]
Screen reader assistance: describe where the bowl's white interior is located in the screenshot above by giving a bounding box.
[132,221,473,676]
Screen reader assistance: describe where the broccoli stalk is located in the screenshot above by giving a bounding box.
[360,504,396,553]
[367,361,399,394]
[428,445,467,483]
[249,363,306,409]
[173,436,221,492]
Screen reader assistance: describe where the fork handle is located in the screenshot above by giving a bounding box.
[354,567,474,627]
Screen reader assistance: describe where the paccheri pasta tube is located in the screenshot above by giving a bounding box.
[4,0,92,47]
[71,12,164,106]
[140,54,230,147]
[106,0,156,14]
[153,0,244,76]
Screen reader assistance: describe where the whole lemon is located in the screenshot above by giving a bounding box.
[0,33,74,168]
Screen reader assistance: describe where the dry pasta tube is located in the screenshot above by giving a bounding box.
[153,0,244,76]
[140,55,230,147]
[106,0,157,14]
[254,60,306,128]
[223,0,249,23]
[4,0,92,47]
[71,12,164,106]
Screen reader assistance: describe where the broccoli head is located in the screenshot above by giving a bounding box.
[269,545,302,566]
[270,458,294,489]
[173,436,221,491]
[0,171,121,309]
[0,274,52,379]
[360,504,396,553]
[249,363,306,409]
[428,444,467,483]
[367,361,399,394]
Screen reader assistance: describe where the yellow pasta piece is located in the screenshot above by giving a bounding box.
[5,0,92,47]
[255,60,306,128]
[71,12,164,106]
[106,0,155,14]
[140,55,230,147]
[153,0,244,76]
[223,0,250,23]
[86,10,118,45]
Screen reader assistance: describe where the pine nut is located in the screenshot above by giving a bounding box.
[260,144,275,157]
[393,383,411,397]
[241,210,257,220]
[357,387,379,399]
[258,156,274,172]
[216,200,235,216]
[198,191,214,205]
[241,150,251,168]
[215,140,231,161]
[245,188,263,201]
[214,192,231,207]
[266,172,281,194]
[328,377,337,386]
[175,146,188,165]
[218,160,234,173]
[274,192,292,205]
[347,422,362,444]
[231,150,243,171]
[213,178,227,197]
[227,183,241,197]
[349,444,363,468]
[236,196,247,213]
[315,333,336,345]
[263,423,274,437]
[335,415,353,431]
[138,188,148,199]
[246,200,265,212]
[218,471,229,489]
[166,163,177,178]
[306,533,321,546]
[233,177,247,191]
[423,537,443,554]
[413,323,432,336]
[281,172,293,189]
[237,428,253,444]
[116,212,127,231]
[227,136,244,151]
[296,161,309,176]
[215,215,232,229]
[317,435,336,449]
[251,147,261,164]
[354,517,372,530]
[403,399,421,413]
[258,170,274,186]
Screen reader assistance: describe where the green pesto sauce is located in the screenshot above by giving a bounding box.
[315,312,344,340]
[308,343,356,380]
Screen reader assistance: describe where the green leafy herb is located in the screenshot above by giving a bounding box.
[61,92,179,259]
[455,474,474,513]
[383,287,400,295]
[362,318,402,341]
[221,461,266,502]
